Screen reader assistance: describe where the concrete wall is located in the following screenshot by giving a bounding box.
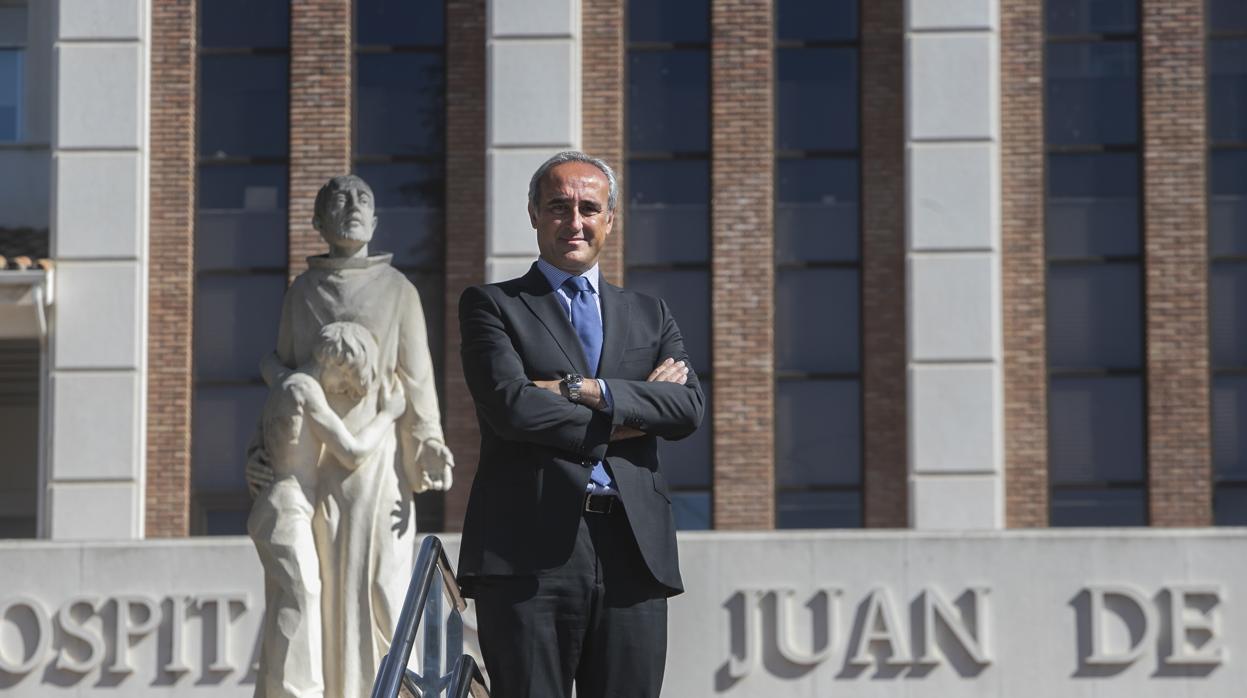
[484,0,581,282]
[904,0,1004,529]
[45,0,150,540]
[1,531,1244,697]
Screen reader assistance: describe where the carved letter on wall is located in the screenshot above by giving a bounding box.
[109,595,160,674]
[198,593,249,673]
[0,596,50,674]
[54,596,105,673]
[915,587,992,667]
[1165,585,1223,666]
[164,594,192,675]
[774,588,841,667]
[1085,584,1157,666]
[847,588,912,667]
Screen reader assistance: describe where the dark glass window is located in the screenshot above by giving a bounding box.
[1210,39,1247,143]
[1047,264,1142,369]
[192,4,291,534]
[628,0,709,44]
[774,0,861,529]
[1046,0,1145,526]
[0,49,20,141]
[356,53,445,157]
[626,0,712,529]
[777,0,856,42]
[357,0,445,47]
[625,160,710,265]
[354,0,448,532]
[1210,9,1247,525]
[1211,0,1247,37]
[1045,42,1138,146]
[776,47,858,152]
[198,56,289,159]
[1046,0,1137,36]
[1210,151,1247,255]
[196,165,288,270]
[627,51,710,154]
[776,158,859,263]
[1046,153,1139,258]
[200,0,289,49]
[775,269,859,373]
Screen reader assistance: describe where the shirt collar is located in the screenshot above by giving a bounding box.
[537,257,600,295]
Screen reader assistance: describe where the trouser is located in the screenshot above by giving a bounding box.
[472,503,668,698]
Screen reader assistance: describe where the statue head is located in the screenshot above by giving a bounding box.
[312,321,380,403]
[313,174,378,257]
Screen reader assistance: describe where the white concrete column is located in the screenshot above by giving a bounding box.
[485,0,581,282]
[904,0,1003,529]
[46,0,150,539]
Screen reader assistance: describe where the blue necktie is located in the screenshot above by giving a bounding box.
[563,276,602,377]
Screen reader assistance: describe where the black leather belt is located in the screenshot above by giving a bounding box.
[584,493,617,514]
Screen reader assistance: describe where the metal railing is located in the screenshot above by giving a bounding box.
[370,536,490,698]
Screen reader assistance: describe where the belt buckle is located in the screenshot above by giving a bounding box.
[584,493,614,514]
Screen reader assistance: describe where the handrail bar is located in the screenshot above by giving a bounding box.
[448,654,489,698]
[370,535,475,698]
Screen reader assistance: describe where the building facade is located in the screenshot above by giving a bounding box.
[2,0,1242,538]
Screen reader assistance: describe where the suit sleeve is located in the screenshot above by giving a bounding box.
[602,298,705,440]
[459,285,613,460]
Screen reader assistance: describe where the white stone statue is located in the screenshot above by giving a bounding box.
[245,174,454,698]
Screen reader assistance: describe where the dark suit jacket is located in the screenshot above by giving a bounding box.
[456,263,704,596]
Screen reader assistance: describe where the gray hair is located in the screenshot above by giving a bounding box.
[528,151,618,212]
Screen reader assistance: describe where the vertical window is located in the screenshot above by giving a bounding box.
[626,0,712,530]
[1210,0,1247,525]
[354,0,448,531]
[192,0,290,534]
[1045,0,1146,525]
[0,3,24,142]
[773,0,861,528]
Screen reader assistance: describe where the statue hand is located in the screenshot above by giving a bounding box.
[245,452,275,498]
[415,440,454,492]
[380,377,406,419]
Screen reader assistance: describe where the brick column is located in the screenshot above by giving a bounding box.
[710,0,774,529]
[582,0,625,286]
[146,0,196,537]
[1001,0,1048,527]
[860,0,907,528]
[288,0,352,279]
[1142,0,1211,526]
[443,0,488,532]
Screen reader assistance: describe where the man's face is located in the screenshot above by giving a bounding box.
[316,183,377,246]
[530,162,614,274]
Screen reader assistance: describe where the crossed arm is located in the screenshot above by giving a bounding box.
[458,286,704,459]
[530,358,691,440]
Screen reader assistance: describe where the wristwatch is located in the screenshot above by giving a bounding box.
[561,373,584,403]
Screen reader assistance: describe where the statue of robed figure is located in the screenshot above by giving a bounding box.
[245,174,454,698]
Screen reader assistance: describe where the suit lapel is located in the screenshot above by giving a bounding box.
[598,280,630,379]
[517,264,591,375]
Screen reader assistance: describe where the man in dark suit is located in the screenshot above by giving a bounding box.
[457,151,704,698]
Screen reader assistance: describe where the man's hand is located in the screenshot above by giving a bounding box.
[608,358,690,442]
[648,358,689,384]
